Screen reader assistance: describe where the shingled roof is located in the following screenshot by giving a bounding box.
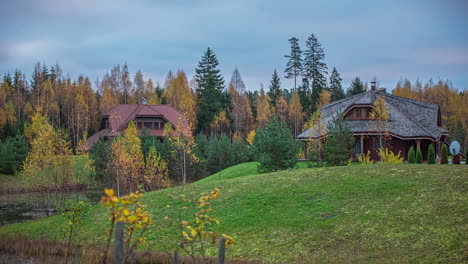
[297,90,448,141]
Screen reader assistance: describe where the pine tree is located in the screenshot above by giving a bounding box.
[253,117,298,172]
[298,78,312,115]
[348,77,365,96]
[329,67,344,101]
[302,34,328,113]
[325,113,354,166]
[284,37,302,91]
[267,70,282,108]
[194,48,226,134]
[427,144,435,164]
[416,148,423,164]
[407,146,415,163]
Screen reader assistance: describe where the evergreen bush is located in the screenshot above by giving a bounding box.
[407,146,416,163]
[427,144,435,164]
[416,148,423,164]
[253,118,298,172]
[325,113,354,166]
[441,144,448,164]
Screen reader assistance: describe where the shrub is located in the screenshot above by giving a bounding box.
[441,144,448,164]
[466,148,468,165]
[427,145,435,164]
[416,148,423,163]
[377,148,403,164]
[357,150,373,164]
[325,113,355,166]
[407,146,416,163]
[253,117,298,172]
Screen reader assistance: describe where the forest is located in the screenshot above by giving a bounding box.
[0,34,466,184]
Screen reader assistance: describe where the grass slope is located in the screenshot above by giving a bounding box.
[1,164,467,263]
[195,161,309,184]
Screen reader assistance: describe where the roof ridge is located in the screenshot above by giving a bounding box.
[382,92,437,109]
[117,105,143,130]
[146,104,164,115]
[324,91,369,108]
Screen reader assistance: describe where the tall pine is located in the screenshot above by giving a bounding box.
[284,37,302,91]
[267,69,282,109]
[303,34,328,113]
[347,77,365,96]
[195,48,227,134]
[329,67,344,101]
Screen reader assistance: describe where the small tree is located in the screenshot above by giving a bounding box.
[144,145,170,191]
[325,113,354,166]
[441,144,448,164]
[369,96,390,158]
[253,117,298,172]
[416,148,423,164]
[303,110,327,166]
[427,144,435,164]
[407,146,416,163]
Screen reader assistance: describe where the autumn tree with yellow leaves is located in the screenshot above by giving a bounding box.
[368,95,390,150]
[256,88,272,128]
[166,116,199,184]
[288,90,304,138]
[22,110,74,211]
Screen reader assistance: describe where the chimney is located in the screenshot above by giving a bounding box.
[370,81,377,91]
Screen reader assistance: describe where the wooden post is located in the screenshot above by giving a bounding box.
[218,238,226,264]
[173,250,179,264]
[360,135,364,154]
[114,221,125,264]
[416,140,421,151]
[304,141,309,160]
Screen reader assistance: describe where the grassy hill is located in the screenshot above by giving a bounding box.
[0,164,467,263]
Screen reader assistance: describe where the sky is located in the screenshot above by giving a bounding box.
[1,0,467,91]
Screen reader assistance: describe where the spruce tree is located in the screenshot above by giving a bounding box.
[416,148,423,164]
[347,77,365,96]
[267,69,282,108]
[441,144,448,164]
[298,78,312,115]
[325,113,354,166]
[407,146,416,163]
[253,118,298,172]
[194,48,227,134]
[303,34,328,113]
[329,67,345,101]
[427,144,435,164]
[284,37,302,91]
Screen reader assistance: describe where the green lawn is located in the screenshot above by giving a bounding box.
[195,161,309,184]
[0,164,467,263]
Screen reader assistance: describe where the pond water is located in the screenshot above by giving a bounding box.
[0,191,101,227]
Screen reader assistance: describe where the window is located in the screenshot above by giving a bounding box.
[105,119,110,129]
[154,122,160,129]
[144,122,152,129]
[137,122,143,129]
[356,108,362,118]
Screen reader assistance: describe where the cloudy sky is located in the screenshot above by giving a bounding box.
[1,0,467,91]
